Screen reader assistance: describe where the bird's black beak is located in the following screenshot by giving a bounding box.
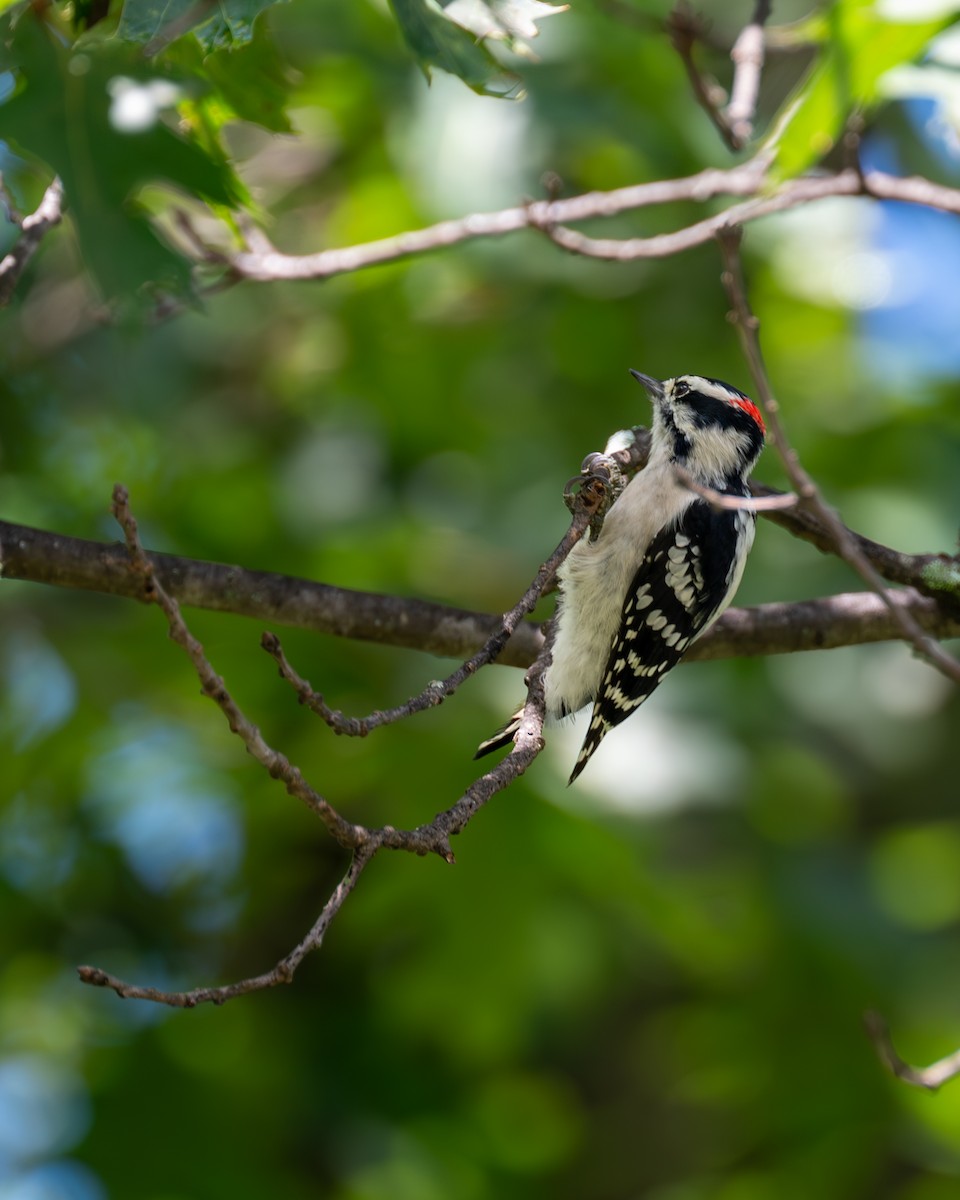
[629,370,664,404]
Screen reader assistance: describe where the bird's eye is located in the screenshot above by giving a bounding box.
[673,380,690,399]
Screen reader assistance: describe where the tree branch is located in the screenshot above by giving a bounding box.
[865,1012,960,1091]
[725,0,772,145]
[3,516,959,666]
[224,159,771,281]
[717,226,960,685]
[667,0,771,151]
[194,166,960,284]
[78,846,374,1006]
[693,589,960,660]
[674,464,798,512]
[0,177,64,306]
[109,485,367,851]
[0,517,542,667]
[668,6,741,152]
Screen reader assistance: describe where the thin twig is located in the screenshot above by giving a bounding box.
[78,848,374,1008]
[146,270,243,327]
[375,625,554,861]
[599,430,960,608]
[865,1012,960,1091]
[261,484,605,736]
[235,212,278,258]
[674,464,797,512]
[171,209,227,264]
[534,173,853,261]
[0,177,64,306]
[724,0,772,145]
[717,226,960,686]
[109,484,367,848]
[667,6,741,152]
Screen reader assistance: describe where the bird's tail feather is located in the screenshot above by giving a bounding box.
[474,709,524,760]
[567,707,613,784]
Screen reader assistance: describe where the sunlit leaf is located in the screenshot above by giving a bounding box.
[769,0,957,180]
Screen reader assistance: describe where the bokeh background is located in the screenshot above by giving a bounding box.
[2,1,960,1196]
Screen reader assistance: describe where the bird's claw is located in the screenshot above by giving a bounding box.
[563,452,626,537]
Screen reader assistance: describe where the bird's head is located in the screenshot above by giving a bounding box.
[630,370,765,487]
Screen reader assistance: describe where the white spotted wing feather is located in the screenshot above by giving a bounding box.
[569,501,754,782]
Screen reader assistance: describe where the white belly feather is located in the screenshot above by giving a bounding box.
[545,458,694,718]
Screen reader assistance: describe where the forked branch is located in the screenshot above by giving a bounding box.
[188,167,960,285]
[666,0,772,153]
[717,226,960,686]
[76,478,602,1006]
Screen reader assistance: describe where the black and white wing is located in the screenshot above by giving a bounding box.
[569,500,753,783]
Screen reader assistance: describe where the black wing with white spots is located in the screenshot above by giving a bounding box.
[569,500,750,783]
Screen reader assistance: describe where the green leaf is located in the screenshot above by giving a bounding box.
[388,0,567,95]
[769,0,957,180]
[118,0,284,53]
[0,9,241,299]
[175,24,295,131]
[389,0,513,95]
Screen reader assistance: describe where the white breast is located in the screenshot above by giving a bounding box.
[545,456,694,718]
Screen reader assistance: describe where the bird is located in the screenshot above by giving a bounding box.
[476,370,766,783]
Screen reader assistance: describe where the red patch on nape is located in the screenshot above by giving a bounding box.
[731,394,765,433]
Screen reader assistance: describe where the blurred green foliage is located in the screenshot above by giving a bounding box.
[2,0,960,1197]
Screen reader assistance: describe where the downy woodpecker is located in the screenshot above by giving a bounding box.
[476,371,765,782]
